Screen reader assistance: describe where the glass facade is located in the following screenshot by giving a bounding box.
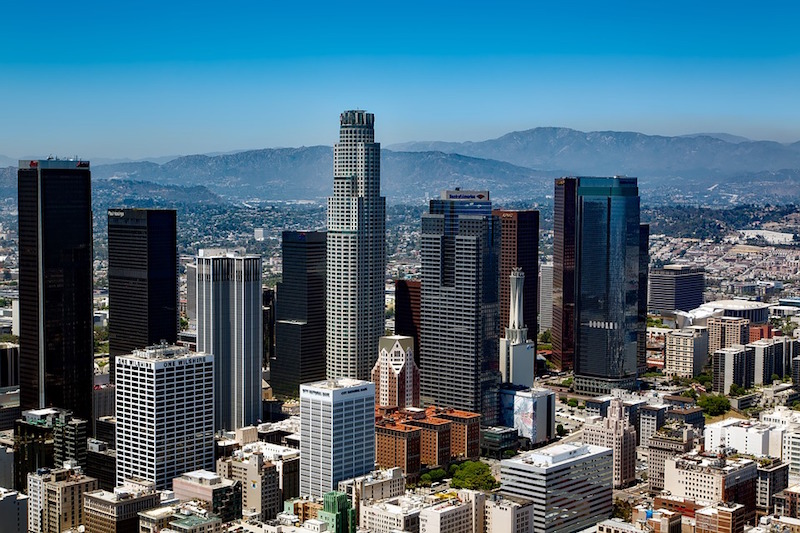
[108,209,178,381]
[18,161,93,422]
[573,177,643,395]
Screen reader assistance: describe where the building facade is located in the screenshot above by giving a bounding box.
[272,231,327,398]
[494,210,539,340]
[500,443,613,533]
[664,327,709,378]
[648,265,705,315]
[326,110,386,381]
[115,345,214,489]
[108,208,177,382]
[582,398,637,488]
[539,263,553,334]
[196,249,262,430]
[499,270,537,388]
[571,177,646,395]
[394,280,421,365]
[420,190,500,423]
[371,335,420,409]
[299,379,375,498]
[552,178,577,371]
[18,159,93,422]
[708,316,750,354]
[713,345,755,395]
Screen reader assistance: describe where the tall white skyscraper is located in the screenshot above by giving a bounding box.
[326,110,386,380]
[196,249,263,431]
[300,378,375,498]
[115,344,214,489]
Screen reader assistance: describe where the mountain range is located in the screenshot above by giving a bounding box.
[2,127,800,202]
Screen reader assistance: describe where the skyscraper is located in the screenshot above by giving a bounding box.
[649,265,705,315]
[272,231,327,398]
[299,379,375,498]
[394,280,421,366]
[196,249,263,431]
[326,110,386,381]
[552,178,577,371]
[108,208,177,381]
[420,190,500,423]
[115,344,214,489]
[571,177,646,395]
[18,159,93,422]
[494,210,539,340]
[538,263,553,334]
[499,270,536,388]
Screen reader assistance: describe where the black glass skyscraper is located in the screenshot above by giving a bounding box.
[108,208,178,380]
[271,231,326,398]
[18,159,93,422]
[571,177,646,395]
[419,190,500,424]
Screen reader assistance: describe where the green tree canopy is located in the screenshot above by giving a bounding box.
[450,461,498,491]
[698,394,731,416]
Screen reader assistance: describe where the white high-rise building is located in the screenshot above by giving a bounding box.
[500,269,536,387]
[500,443,613,533]
[116,344,214,489]
[539,262,553,333]
[300,378,375,498]
[196,249,263,431]
[326,110,386,381]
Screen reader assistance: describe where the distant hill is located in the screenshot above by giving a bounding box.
[4,126,800,204]
[0,166,222,206]
[388,127,800,178]
[89,147,556,201]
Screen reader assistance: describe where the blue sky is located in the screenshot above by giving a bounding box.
[1,1,799,159]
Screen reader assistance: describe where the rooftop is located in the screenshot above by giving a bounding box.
[510,442,612,468]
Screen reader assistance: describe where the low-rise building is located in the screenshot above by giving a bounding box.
[217,442,297,521]
[83,480,160,533]
[172,470,242,523]
[663,452,757,523]
[648,424,695,492]
[695,502,745,533]
[484,494,533,533]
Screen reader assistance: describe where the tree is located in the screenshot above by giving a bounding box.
[772,374,781,383]
[567,398,579,408]
[698,394,731,417]
[429,469,447,483]
[450,461,499,491]
[448,464,459,477]
[419,473,432,486]
[538,330,552,344]
[556,424,567,437]
[728,383,745,397]
[612,499,633,521]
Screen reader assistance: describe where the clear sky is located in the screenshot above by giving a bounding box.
[2,1,799,159]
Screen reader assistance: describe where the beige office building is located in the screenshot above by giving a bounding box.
[664,326,709,378]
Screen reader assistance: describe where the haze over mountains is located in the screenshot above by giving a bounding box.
[2,127,800,203]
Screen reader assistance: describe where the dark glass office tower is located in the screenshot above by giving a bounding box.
[420,190,500,424]
[18,159,93,422]
[552,178,577,371]
[573,177,644,395]
[394,279,421,366]
[108,209,177,380]
[493,210,539,339]
[271,231,326,398]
